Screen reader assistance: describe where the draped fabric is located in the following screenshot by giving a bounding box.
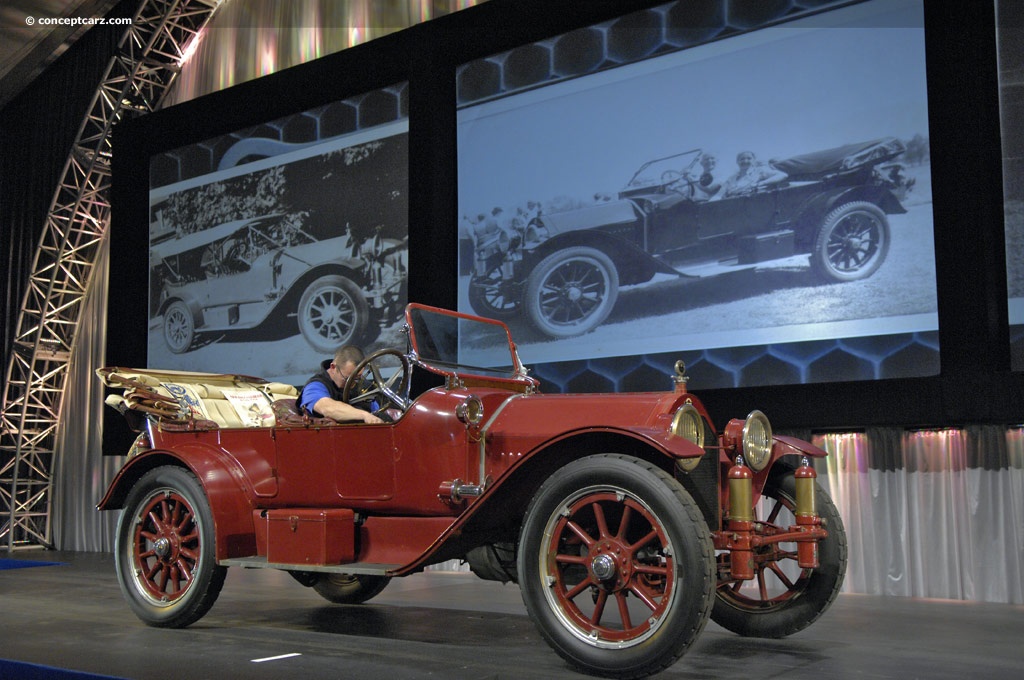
[53,238,121,552]
[815,427,1024,604]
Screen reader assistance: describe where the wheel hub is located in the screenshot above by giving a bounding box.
[152,536,172,560]
[589,540,632,588]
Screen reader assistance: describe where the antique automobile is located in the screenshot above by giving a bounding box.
[150,213,407,353]
[97,304,846,679]
[467,137,914,338]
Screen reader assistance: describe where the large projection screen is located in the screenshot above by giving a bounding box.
[146,89,409,385]
[998,0,1024,370]
[457,0,936,389]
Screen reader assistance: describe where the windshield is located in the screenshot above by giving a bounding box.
[625,149,702,189]
[406,304,530,383]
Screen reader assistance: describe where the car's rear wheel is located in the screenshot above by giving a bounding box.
[163,300,195,354]
[711,465,847,638]
[810,201,890,282]
[525,246,619,338]
[298,274,369,352]
[518,454,714,678]
[115,466,226,628]
[311,574,391,604]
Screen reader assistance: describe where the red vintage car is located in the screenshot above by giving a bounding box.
[97,304,846,679]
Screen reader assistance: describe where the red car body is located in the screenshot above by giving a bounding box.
[98,304,846,678]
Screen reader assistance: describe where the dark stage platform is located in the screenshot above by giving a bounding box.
[0,551,1020,679]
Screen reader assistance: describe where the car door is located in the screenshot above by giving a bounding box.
[273,423,396,505]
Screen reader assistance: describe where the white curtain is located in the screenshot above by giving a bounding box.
[815,426,1024,604]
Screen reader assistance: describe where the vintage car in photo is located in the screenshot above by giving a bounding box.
[98,304,847,679]
[467,137,915,338]
[150,214,407,353]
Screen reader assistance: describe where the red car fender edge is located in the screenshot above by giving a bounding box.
[394,425,706,576]
[772,434,828,460]
[96,444,257,560]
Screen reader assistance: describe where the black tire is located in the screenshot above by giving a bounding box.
[518,454,714,679]
[297,274,369,353]
[711,465,847,638]
[311,574,392,604]
[115,466,227,628]
[525,246,619,338]
[467,266,520,320]
[163,300,195,354]
[810,201,890,282]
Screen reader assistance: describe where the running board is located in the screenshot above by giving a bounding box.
[220,556,400,575]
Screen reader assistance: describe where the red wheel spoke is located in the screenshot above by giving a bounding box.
[628,528,659,553]
[628,580,660,612]
[615,504,634,540]
[566,519,595,547]
[554,553,588,565]
[591,501,611,539]
[176,559,193,582]
[590,589,609,625]
[565,575,596,600]
[765,499,783,525]
[756,567,770,601]
[147,510,165,532]
[767,562,796,590]
[614,591,634,630]
[634,562,669,577]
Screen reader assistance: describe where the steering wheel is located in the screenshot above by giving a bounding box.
[661,170,694,198]
[342,348,412,416]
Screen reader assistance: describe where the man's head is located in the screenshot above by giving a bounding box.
[328,345,365,388]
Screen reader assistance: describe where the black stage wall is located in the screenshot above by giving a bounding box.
[3,0,1019,430]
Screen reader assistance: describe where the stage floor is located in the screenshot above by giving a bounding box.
[0,550,1021,679]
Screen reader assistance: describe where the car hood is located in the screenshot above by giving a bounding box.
[537,199,641,235]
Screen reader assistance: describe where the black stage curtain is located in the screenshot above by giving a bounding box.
[0,0,134,377]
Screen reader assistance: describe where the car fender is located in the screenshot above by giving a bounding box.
[394,426,706,575]
[97,445,258,560]
[523,229,680,286]
[790,185,904,246]
[284,263,370,305]
[157,293,205,329]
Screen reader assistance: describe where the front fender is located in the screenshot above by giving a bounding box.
[97,446,257,560]
[522,230,679,286]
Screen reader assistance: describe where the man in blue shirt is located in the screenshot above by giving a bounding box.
[297,345,384,424]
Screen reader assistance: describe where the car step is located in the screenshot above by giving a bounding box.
[220,555,399,575]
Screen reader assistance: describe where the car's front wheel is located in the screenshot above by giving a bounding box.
[115,466,227,628]
[711,464,847,638]
[810,201,890,282]
[525,246,619,338]
[518,454,714,678]
[297,274,369,352]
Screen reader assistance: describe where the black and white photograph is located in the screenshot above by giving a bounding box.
[457,0,935,371]
[147,121,409,385]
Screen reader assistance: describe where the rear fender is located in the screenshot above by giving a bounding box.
[97,446,257,560]
[157,294,204,328]
[790,186,903,248]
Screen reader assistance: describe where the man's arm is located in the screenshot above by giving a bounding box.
[312,396,383,424]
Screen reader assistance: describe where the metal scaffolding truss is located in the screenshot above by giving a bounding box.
[1,0,221,550]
